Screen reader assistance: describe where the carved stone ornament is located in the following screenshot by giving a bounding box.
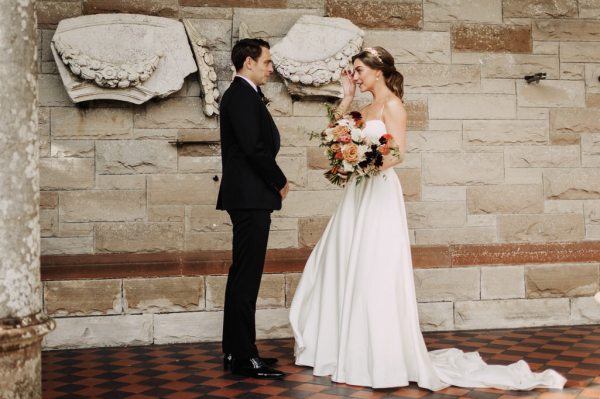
[271,15,364,98]
[51,14,197,104]
[183,19,220,116]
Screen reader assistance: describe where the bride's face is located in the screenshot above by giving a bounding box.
[352,59,379,92]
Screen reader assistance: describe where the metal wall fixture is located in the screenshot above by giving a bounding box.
[524,72,546,84]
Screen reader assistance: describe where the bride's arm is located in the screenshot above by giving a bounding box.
[380,98,407,170]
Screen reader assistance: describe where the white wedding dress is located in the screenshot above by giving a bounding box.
[289,119,566,391]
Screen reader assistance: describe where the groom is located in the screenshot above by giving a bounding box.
[216,38,289,379]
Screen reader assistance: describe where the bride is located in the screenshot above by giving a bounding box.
[288,46,567,391]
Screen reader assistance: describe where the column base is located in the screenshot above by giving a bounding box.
[0,313,55,399]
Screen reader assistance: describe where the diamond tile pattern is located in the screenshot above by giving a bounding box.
[43,325,600,398]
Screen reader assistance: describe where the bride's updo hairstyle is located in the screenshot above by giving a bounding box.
[352,46,404,100]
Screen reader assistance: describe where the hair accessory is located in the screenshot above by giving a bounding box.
[363,47,383,64]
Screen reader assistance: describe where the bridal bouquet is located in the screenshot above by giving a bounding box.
[310,107,401,186]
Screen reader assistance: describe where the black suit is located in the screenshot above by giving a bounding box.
[217,76,287,359]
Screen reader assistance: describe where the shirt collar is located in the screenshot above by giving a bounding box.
[236,75,258,92]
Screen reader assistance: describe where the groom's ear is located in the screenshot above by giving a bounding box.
[244,56,254,71]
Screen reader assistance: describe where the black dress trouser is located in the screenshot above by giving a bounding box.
[222,209,272,359]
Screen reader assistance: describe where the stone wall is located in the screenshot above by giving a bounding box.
[37,0,600,348]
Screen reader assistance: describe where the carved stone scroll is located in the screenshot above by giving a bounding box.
[183,19,220,116]
[51,14,197,104]
[271,15,364,98]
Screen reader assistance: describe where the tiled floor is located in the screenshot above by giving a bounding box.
[43,325,600,399]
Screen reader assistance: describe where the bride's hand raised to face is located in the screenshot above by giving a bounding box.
[340,69,356,98]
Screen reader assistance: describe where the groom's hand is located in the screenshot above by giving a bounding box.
[280,182,289,200]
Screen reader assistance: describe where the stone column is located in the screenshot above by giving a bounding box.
[0,1,55,398]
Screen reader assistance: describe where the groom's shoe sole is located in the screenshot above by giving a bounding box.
[223,355,278,371]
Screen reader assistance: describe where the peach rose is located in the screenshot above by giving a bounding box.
[343,143,359,163]
[332,125,351,140]
[380,144,390,155]
[331,143,341,153]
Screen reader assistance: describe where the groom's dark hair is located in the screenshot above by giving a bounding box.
[231,38,270,71]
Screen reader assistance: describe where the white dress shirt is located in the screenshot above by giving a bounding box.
[236,74,258,92]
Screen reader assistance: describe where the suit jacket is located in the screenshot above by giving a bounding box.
[216,76,287,210]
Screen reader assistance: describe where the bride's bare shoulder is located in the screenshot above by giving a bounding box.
[384,97,406,116]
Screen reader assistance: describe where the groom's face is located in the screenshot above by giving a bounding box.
[248,46,274,86]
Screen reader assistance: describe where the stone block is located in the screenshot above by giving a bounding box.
[418,302,454,331]
[181,0,285,6]
[396,169,421,202]
[585,64,600,94]
[255,308,292,339]
[51,107,133,138]
[82,0,180,17]
[267,228,298,249]
[421,186,465,202]
[274,116,329,147]
[59,191,146,222]
[326,0,421,29]
[39,107,50,157]
[560,63,584,80]
[506,146,580,168]
[504,0,577,17]
[480,78,516,94]
[185,231,231,251]
[148,206,185,222]
[517,107,549,120]
[526,263,599,298]
[415,227,497,245]
[148,174,220,205]
[534,19,600,41]
[45,279,122,316]
[40,192,58,209]
[188,205,231,233]
[498,214,584,242]
[95,223,184,253]
[298,217,330,247]
[179,18,231,52]
[584,200,600,225]
[50,140,94,158]
[533,41,559,55]
[285,273,302,307]
[467,185,543,214]
[278,154,306,188]
[401,64,481,93]
[454,298,570,329]
[58,222,94,238]
[134,97,217,129]
[405,100,429,130]
[38,74,71,106]
[481,266,525,300]
[40,209,58,237]
[95,175,146,190]
[407,131,462,152]
[451,24,531,53]
[279,190,342,218]
[364,31,451,64]
[37,1,82,26]
[570,297,600,324]
[517,80,585,108]
[96,140,177,174]
[550,108,600,144]
[406,201,465,229]
[263,81,293,116]
[560,42,600,63]
[428,94,516,119]
[481,54,559,79]
[544,168,600,200]
[423,0,501,23]
[124,277,205,313]
[232,7,321,38]
[579,0,600,18]
[307,147,329,170]
[504,168,542,184]
[544,200,583,215]
[423,153,504,185]
[180,6,234,19]
[153,311,223,344]
[41,237,94,255]
[414,268,480,302]
[40,158,94,190]
[44,315,153,349]
[463,120,548,145]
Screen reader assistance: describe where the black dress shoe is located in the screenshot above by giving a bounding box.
[230,357,285,379]
[223,354,278,370]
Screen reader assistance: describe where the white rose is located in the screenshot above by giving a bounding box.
[351,128,362,142]
[342,160,354,172]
